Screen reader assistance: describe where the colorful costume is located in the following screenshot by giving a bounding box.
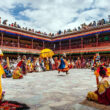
[95,66,110,77]
[94,53,101,69]
[58,58,69,72]
[45,60,49,71]
[35,59,42,72]
[17,60,26,75]
[87,66,110,105]
[49,58,52,70]
[3,64,12,78]
[26,59,33,72]
[13,67,23,79]
[0,64,5,101]
[54,57,59,70]
[87,76,110,105]
[76,58,81,68]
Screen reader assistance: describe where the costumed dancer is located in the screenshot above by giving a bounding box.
[12,66,23,79]
[36,58,42,72]
[76,57,81,68]
[49,57,52,70]
[0,50,5,102]
[54,57,59,70]
[87,65,110,105]
[95,53,100,67]
[3,62,12,78]
[3,57,12,78]
[68,60,71,69]
[33,57,37,72]
[17,55,27,75]
[51,57,55,70]
[91,56,95,70]
[58,54,69,75]
[39,58,45,71]
[44,58,49,71]
[26,59,33,73]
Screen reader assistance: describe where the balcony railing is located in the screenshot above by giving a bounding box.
[0,41,43,50]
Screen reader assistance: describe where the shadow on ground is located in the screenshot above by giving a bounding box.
[80,99,110,110]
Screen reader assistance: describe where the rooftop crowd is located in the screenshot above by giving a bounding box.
[0,16,110,37]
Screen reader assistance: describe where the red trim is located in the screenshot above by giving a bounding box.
[1,26,110,42]
[53,28,110,41]
[0,28,51,41]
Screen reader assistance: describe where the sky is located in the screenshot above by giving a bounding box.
[0,0,109,33]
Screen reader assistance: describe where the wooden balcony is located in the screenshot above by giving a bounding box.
[55,45,110,54]
[0,44,41,54]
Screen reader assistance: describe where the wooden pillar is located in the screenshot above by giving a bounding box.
[43,41,45,49]
[53,43,55,51]
[81,37,83,48]
[69,54,71,61]
[59,41,61,51]
[69,39,71,49]
[18,36,20,48]
[32,39,33,49]
[96,34,99,46]
[1,32,3,46]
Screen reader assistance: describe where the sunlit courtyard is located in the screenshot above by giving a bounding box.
[2,69,110,110]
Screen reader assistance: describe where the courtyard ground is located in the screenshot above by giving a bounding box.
[2,69,110,110]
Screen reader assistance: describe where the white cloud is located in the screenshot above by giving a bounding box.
[0,0,109,33]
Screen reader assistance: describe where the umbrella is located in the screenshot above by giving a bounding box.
[40,48,54,58]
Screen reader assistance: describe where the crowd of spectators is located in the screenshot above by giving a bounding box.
[0,17,48,36]
[55,19,107,36]
[0,16,110,38]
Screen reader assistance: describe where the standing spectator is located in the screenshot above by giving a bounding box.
[17,24,21,28]
[78,26,81,31]
[58,30,62,34]
[101,19,105,25]
[93,21,96,27]
[14,22,17,27]
[2,20,8,25]
[11,23,14,27]
[0,17,1,24]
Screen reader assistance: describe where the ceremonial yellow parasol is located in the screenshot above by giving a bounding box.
[40,48,54,58]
